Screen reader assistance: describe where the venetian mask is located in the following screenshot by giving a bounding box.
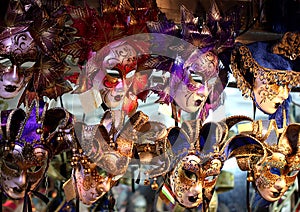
[0,100,73,199]
[231,38,300,115]
[170,49,219,113]
[72,157,116,205]
[90,40,137,109]
[71,110,147,205]
[227,119,300,202]
[165,119,230,209]
[253,77,290,114]
[143,3,239,118]
[253,152,298,202]
[0,144,49,199]
[0,26,38,99]
[169,154,222,208]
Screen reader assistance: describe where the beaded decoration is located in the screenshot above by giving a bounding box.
[0,100,74,200]
[152,115,250,209]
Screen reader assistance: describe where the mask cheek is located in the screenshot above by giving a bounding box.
[285,175,297,187]
[73,167,99,205]
[27,164,48,190]
[170,169,188,200]
[255,170,279,190]
[0,162,25,198]
[101,78,126,108]
[203,175,218,199]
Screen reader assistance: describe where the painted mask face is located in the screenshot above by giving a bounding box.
[93,41,137,108]
[73,162,114,205]
[230,41,299,116]
[0,144,49,199]
[253,78,290,114]
[172,51,218,113]
[169,154,222,208]
[254,152,298,202]
[173,78,208,113]
[0,29,37,99]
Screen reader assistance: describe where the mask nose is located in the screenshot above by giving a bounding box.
[191,182,202,195]
[277,85,289,100]
[274,178,286,192]
[114,80,126,93]
[6,65,21,83]
[96,177,111,195]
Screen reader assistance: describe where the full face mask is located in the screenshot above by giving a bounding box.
[71,110,149,205]
[90,40,138,109]
[64,1,159,115]
[163,119,230,209]
[0,100,73,200]
[227,119,300,203]
[0,0,73,102]
[169,52,217,113]
[0,26,38,99]
[71,152,117,205]
[142,2,240,121]
[231,32,300,115]
[1,143,48,199]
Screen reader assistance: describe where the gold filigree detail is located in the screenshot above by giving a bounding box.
[231,44,300,101]
[272,32,300,60]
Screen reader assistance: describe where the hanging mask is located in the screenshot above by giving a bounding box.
[0,100,73,200]
[71,152,117,205]
[170,52,218,113]
[159,115,250,209]
[227,118,300,202]
[71,110,148,205]
[164,119,228,209]
[0,26,38,99]
[66,2,155,113]
[231,32,300,115]
[144,2,240,120]
[87,40,138,109]
[1,143,49,200]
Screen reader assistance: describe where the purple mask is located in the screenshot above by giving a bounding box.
[0,100,73,199]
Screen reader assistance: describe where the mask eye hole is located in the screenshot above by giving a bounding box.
[270,167,281,176]
[5,161,19,171]
[204,175,217,182]
[125,70,135,79]
[96,166,107,177]
[190,73,203,83]
[107,69,121,78]
[184,169,197,181]
[20,61,35,69]
[287,170,298,177]
[28,166,42,173]
[0,58,12,67]
[103,75,119,88]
